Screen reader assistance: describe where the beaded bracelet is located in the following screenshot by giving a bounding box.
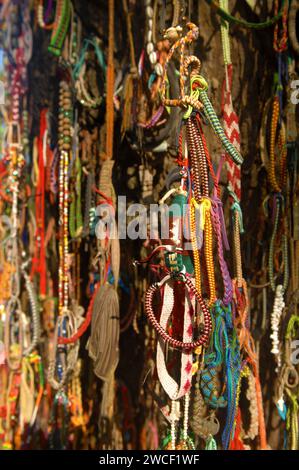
[48,0,71,57]
[4,296,23,371]
[145,272,212,349]
[37,0,54,30]
[47,313,80,390]
[73,38,106,109]
[21,261,40,357]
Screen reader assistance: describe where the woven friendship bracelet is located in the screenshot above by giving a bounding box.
[156,281,194,400]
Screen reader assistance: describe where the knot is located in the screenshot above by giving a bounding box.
[186,22,199,42]
[163,26,183,44]
[211,195,223,209]
[192,75,209,92]
[201,197,211,230]
[182,75,208,119]
[191,197,211,232]
[191,197,200,210]
[227,186,239,204]
[231,201,244,233]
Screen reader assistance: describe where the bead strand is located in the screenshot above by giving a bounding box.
[182,392,190,442]
[187,118,201,201]
[58,80,72,315]
[270,284,285,372]
[269,96,281,193]
[21,263,40,356]
[170,400,178,450]
[233,209,243,287]
[37,0,54,30]
[145,0,159,69]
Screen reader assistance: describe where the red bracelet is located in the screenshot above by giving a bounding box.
[144,273,212,350]
[57,284,99,345]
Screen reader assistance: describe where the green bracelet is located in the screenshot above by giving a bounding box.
[48,0,71,57]
[193,75,243,165]
[205,0,286,30]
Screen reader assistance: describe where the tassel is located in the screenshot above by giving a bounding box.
[96,159,120,287]
[121,73,136,139]
[100,373,115,421]
[205,435,217,450]
[230,408,245,450]
[86,283,120,381]
[20,359,35,432]
[121,0,138,138]
[111,228,120,289]
[222,326,241,449]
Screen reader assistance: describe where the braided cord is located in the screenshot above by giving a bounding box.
[221,304,241,449]
[187,118,202,200]
[196,120,210,197]
[278,123,287,190]
[286,313,299,341]
[286,389,299,450]
[233,278,257,364]
[198,116,220,197]
[21,264,40,356]
[269,197,289,292]
[73,38,106,80]
[219,0,231,65]
[47,314,79,390]
[161,23,200,108]
[105,0,115,160]
[282,232,289,292]
[201,302,241,448]
[273,0,289,52]
[248,357,268,449]
[190,200,202,295]
[75,154,83,235]
[269,96,282,193]
[233,209,243,286]
[204,207,217,306]
[211,198,233,306]
[205,0,286,29]
[289,0,299,54]
[48,0,71,56]
[69,152,83,239]
[198,86,243,165]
